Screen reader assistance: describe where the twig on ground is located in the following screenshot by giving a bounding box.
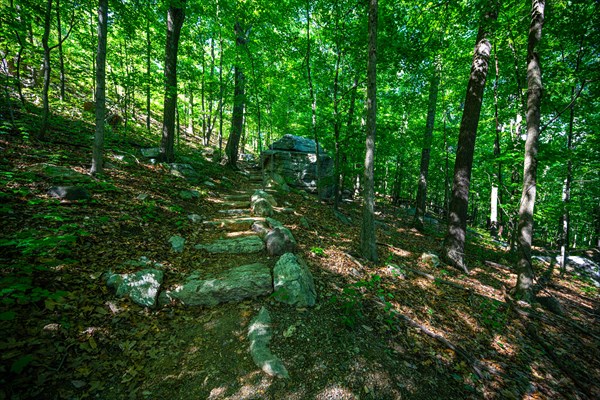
[373,298,501,380]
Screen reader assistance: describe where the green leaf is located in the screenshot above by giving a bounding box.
[0,311,16,320]
[10,354,33,373]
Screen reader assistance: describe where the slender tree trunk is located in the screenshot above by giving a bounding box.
[491,41,502,237]
[218,5,224,155]
[514,0,545,302]
[332,47,342,209]
[360,0,378,262]
[414,65,440,231]
[39,0,53,140]
[201,42,207,144]
[559,88,575,275]
[146,0,152,131]
[90,0,108,175]
[10,0,25,105]
[159,0,186,163]
[56,0,65,101]
[443,10,496,273]
[225,22,247,168]
[305,0,322,198]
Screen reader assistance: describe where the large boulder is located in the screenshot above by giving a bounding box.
[265,227,297,257]
[261,135,334,198]
[161,263,272,306]
[48,186,90,201]
[273,253,317,307]
[105,269,164,308]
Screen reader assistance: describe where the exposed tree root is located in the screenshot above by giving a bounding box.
[372,298,503,381]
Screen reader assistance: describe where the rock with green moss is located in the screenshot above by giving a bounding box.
[273,253,316,307]
[194,235,265,254]
[106,269,163,308]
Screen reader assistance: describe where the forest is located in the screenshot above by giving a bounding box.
[1,0,599,398]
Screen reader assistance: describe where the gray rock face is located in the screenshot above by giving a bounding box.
[195,235,265,254]
[251,190,277,207]
[557,255,600,286]
[421,252,441,268]
[265,227,297,257]
[252,221,270,238]
[179,189,200,200]
[270,134,325,153]
[48,186,90,200]
[141,148,160,158]
[252,198,274,217]
[164,264,272,306]
[106,269,163,308]
[169,235,185,253]
[266,217,284,228]
[261,135,334,198]
[264,173,290,193]
[167,163,199,180]
[187,214,203,223]
[273,253,317,307]
[248,307,289,379]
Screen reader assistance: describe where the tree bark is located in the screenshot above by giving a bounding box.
[159,0,186,163]
[414,65,440,231]
[514,0,545,302]
[491,41,502,237]
[90,0,108,175]
[360,0,378,262]
[39,0,53,140]
[305,0,322,198]
[332,47,342,210]
[56,0,66,101]
[146,0,152,131]
[443,10,496,273]
[225,22,247,168]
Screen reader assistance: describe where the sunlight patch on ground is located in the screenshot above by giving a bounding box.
[315,385,355,399]
[491,333,515,357]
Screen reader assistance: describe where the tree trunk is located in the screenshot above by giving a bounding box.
[159,0,186,163]
[90,0,108,175]
[514,0,545,302]
[146,0,152,131]
[414,66,440,231]
[305,0,322,198]
[332,47,342,210]
[559,87,575,275]
[225,22,247,168]
[360,0,378,263]
[443,10,496,273]
[56,0,66,101]
[39,0,53,140]
[490,41,502,237]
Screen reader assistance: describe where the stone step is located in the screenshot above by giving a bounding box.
[195,235,265,254]
[218,209,250,215]
[203,217,264,232]
[221,201,250,208]
[223,194,252,201]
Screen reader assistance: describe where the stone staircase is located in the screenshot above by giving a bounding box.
[105,165,316,379]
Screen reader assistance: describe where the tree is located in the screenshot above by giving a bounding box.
[225,21,248,169]
[413,63,440,231]
[442,9,497,274]
[90,0,108,175]
[159,0,186,163]
[360,0,378,262]
[514,0,545,302]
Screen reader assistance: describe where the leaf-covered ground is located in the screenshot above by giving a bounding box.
[1,106,599,399]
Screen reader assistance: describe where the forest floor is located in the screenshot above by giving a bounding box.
[1,105,600,400]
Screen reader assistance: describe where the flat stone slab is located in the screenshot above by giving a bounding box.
[106,269,163,308]
[273,253,317,307]
[195,235,265,254]
[222,201,250,208]
[218,209,249,215]
[202,217,263,232]
[162,263,272,306]
[248,307,289,378]
[48,186,90,200]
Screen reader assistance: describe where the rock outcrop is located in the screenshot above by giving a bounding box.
[261,134,334,198]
